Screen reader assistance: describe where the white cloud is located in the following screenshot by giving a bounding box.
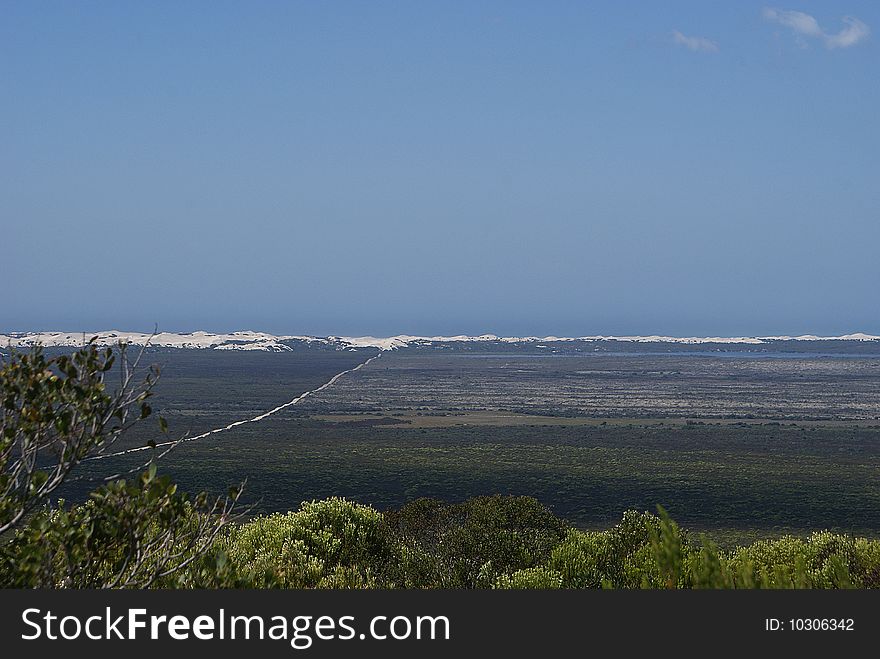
[824,16,871,48]
[671,30,719,53]
[763,7,870,49]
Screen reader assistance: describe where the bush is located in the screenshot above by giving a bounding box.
[724,532,865,589]
[386,495,569,588]
[0,342,240,589]
[495,566,563,589]
[199,501,880,590]
[548,510,670,588]
[208,498,397,588]
[0,465,232,588]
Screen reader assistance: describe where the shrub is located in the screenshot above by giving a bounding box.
[386,495,569,588]
[209,497,396,588]
[495,566,563,589]
[0,465,234,588]
[0,342,240,589]
[549,510,668,588]
[855,538,880,588]
[724,532,865,589]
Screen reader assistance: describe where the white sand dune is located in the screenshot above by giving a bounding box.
[3,329,878,352]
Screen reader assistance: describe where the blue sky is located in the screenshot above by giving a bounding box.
[2,1,877,336]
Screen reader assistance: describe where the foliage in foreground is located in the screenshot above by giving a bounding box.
[182,497,879,590]
[1,342,240,588]
[0,466,238,588]
[4,492,879,589]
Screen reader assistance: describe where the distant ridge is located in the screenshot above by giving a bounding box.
[2,330,879,352]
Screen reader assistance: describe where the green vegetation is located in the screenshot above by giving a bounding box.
[3,342,879,589]
[6,493,879,588]
[73,419,880,546]
[51,347,879,544]
[1,342,240,588]
[203,497,880,589]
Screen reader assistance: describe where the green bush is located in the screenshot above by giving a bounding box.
[208,497,397,588]
[724,532,865,589]
[548,510,670,588]
[854,538,880,588]
[547,508,880,590]
[1,342,240,589]
[386,495,568,587]
[0,466,225,588]
[7,489,880,589]
[681,529,880,589]
[495,566,563,589]
[547,529,606,588]
[197,500,880,590]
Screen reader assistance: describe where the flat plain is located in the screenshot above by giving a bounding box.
[62,340,880,545]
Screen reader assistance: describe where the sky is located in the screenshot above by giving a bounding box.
[2,1,878,337]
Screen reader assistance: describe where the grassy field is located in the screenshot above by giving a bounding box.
[70,415,880,547]
[57,345,880,547]
[301,348,880,420]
